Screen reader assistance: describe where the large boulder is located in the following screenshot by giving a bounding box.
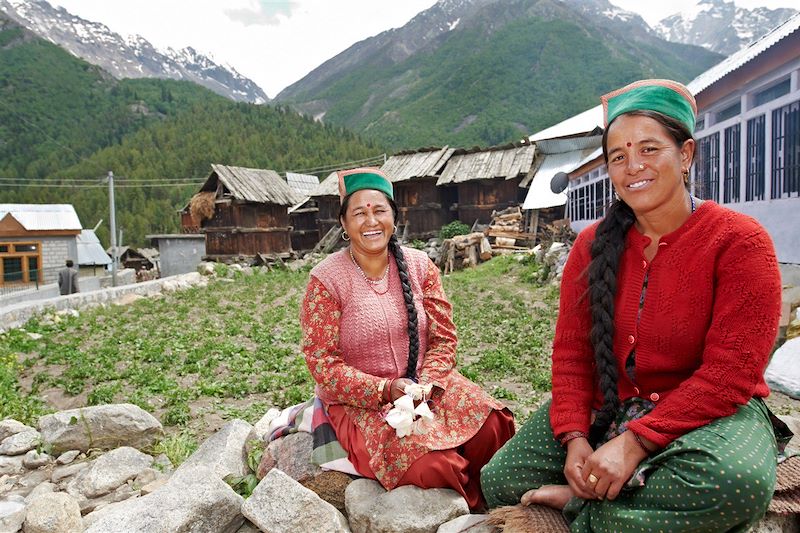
[0,496,26,533]
[23,492,83,533]
[0,429,41,456]
[174,419,252,481]
[38,404,163,454]
[66,447,153,499]
[83,465,244,533]
[345,479,469,533]
[0,420,32,443]
[241,468,350,533]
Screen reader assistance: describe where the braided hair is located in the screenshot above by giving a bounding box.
[589,110,694,443]
[339,195,420,381]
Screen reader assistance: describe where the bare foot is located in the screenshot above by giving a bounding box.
[520,484,573,510]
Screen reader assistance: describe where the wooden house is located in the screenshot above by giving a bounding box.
[286,172,321,253]
[189,164,304,261]
[309,171,342,241]
[381,147,456,239]
[436,143,536,225]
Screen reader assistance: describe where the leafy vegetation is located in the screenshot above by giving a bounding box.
[0,16,382,246]
[439,221,471,240]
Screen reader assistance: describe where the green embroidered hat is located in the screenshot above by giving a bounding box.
[337,167,393,201]
[601,79,697,134]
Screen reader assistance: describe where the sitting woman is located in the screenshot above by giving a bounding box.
[481,79,787,532]
[300,168,515,511]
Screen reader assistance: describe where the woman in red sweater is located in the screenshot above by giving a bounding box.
[481,79,787,532]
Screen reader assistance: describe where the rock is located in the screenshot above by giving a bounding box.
[139,476,168,495]
[22,451,51,470]
[55,451,80,465]
[300,470,354,516]
[0,430,40,456]
[66,447,152,499]
[235,520,262,533]
[24,483,55,504]
[241,468,350,533]
[198,262,216,276]
[132,468,161,489]
[0,497,26,533]
[8,469,50,500]
[0,421,31,443]
[0,456,24,476]
[256,446,277,480]
[749,512,799,532]
[345,479,469,533]
[244,408,280,457]
[38,404,163,454]
[22,492,82,533]
[174,419,252,481]
[112,293,143,306]
[83,465,244,533]
[78,483,137,515]
[51,462,88,484]
[437,514,494,533]
[777,415,800,450]
[270,432,320,482]
[151,453,173,474]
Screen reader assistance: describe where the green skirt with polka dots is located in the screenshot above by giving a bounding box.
[480,398,779,532]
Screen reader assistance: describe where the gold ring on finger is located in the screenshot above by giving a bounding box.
[588,474,599,484]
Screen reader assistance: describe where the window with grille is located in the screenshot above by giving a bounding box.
[696,133,720,201]
[771,99,800,199]
[723,124,741,203]
[746,115,765,201]
[755,79,790,108]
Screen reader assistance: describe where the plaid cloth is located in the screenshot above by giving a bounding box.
[267,398,360,476]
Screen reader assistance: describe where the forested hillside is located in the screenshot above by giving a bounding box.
[0,14,380,246]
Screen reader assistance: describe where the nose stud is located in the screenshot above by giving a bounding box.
[639,164,645,170]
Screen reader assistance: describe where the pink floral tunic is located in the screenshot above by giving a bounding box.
[300,247,506,489]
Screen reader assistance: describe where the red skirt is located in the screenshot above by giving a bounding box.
[328,404,515,510]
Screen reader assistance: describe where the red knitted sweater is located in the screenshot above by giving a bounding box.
[550,201,782,448]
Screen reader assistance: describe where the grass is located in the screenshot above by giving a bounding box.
[1,254,558,452]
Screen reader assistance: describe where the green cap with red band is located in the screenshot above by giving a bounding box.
[337,167,393,201]
[601,79,697,134]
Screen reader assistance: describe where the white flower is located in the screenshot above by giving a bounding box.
[385,388,435,438]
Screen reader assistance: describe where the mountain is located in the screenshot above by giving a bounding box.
[274,0,723,150]
[0,13,380,246]
[0,0,269,104]
[654,0,797,56]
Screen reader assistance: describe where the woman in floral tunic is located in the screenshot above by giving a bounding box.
[300,167,515,510]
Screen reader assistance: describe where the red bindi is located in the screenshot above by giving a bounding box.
[626,142,632,147]
[367,203,371,207]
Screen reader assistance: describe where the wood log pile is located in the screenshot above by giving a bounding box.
[437,206,536,273]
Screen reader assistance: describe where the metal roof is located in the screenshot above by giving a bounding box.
[0,204,82,231]
[286,172,320,197]
[528,106,604,142]
[310,171,340,198]
[381,147,455,183]
[437,144,536,185]
[522,148,597,210]
[205,164,304,206]
[688,13,800,96]
[536,135,603,155]
[76,229,111,266]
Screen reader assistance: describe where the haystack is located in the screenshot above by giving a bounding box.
[190,191,216,221]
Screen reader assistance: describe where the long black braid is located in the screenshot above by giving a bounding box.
[588,110,694,443]
[339,195,420,381]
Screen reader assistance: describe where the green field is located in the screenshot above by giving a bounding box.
[0,256,558,462]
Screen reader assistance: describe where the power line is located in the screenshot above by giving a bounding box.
[285,153,387,175]
[0,181,202,188]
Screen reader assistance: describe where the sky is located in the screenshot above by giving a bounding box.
[48,0,797,99]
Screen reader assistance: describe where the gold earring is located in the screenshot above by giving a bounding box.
[682,169,689,184]
[342,230,350,241]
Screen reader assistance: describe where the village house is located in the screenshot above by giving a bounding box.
[436,143,536,226]
[308,171,343,244]
[381,146,456,239]
[0,204,81,287]
[286,172,321,253]
[539,13,800,266]
[76,229,112,276]
[187,164,305,262]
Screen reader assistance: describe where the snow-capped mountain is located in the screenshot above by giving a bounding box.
[654,0,797,56]
[0,0,269,103]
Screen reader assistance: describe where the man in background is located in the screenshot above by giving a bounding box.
[58,259,79,295]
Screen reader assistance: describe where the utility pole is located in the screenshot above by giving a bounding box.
[108,171,118,287]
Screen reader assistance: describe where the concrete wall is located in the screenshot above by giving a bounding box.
[153,236,205,278]
[0,270,134,309]
[0,271,202,331]
[726,199,800,265]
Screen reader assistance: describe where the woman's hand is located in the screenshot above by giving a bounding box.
[387,378,415,402]
[563,437,596,500]
[581,431,649,500]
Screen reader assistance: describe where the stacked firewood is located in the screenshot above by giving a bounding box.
[437,206,536,273]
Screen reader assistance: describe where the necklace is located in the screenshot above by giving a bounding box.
[350,248,390,285]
